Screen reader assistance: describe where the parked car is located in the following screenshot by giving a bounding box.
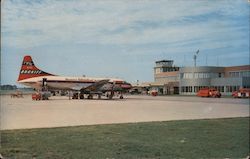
[232,88,250,98]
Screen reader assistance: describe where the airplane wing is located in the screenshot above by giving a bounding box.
[71,85,85,91]
[81,79,110,92]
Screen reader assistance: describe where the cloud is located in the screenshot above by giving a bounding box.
[2,0,249,49]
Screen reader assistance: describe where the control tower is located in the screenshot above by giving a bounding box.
[153,60,180,95]
[154,60,179,74]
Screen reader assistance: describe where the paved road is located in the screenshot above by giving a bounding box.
[1,95,249,130]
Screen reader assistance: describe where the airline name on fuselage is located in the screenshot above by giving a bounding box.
[65,78,97,81]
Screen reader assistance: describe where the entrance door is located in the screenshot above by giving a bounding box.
[159,88,163,95]
[174,87,179,94]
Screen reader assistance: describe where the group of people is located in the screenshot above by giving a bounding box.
[10,90,23,98]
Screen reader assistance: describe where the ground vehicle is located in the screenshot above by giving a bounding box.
[232,88,250,98]
[32,93,42,100]
[32,91,51,100]
[197,88,221,98]
[129,89,141,95]
[148,90,158,96]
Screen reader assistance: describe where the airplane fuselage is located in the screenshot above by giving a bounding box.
[18,75,130,92]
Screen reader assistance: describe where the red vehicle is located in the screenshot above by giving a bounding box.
[232,88,250,98]
[32,93,42,100]
[149,90,158,96]
[32,91,51,100]
[197,88,221,98]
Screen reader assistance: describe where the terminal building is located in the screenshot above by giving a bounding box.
[147,60,250,96]
[180,65,250,95]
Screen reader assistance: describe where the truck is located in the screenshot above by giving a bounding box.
[197,88,221,98]
[232,88,250,98]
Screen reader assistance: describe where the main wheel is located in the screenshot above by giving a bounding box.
[80,94,84,99]
[108,95,113,100]
[88,94,93,99]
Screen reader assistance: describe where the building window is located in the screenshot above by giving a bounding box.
[180,73,184,79]
[194,86,198,92]
[229,71,250,77]
[226,86,240,92]
[192,72,214,79]
[183,73,193,79]
[242,71,250,77]
[155,68,161,74]
[194,73,199,78]
[189,86,192,92]
[213,86,224,92]
[220,86,224,92]
[181,86,193,93]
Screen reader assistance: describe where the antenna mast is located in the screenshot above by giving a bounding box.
[193,49,199,67]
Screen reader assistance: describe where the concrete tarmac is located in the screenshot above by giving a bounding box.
[1,95,249,130]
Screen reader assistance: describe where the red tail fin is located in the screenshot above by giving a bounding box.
[18,55,54,81]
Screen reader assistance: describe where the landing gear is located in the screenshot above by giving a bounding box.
[79,94,84,99]
[70,91,124,100]
[72,93,79,99]
[87,94,93,99]
[108,91,114,100]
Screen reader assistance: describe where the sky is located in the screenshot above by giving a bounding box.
[1,0,249,85]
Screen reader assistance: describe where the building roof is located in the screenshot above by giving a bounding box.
[155,60,173,63]
[224,65,250,71]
